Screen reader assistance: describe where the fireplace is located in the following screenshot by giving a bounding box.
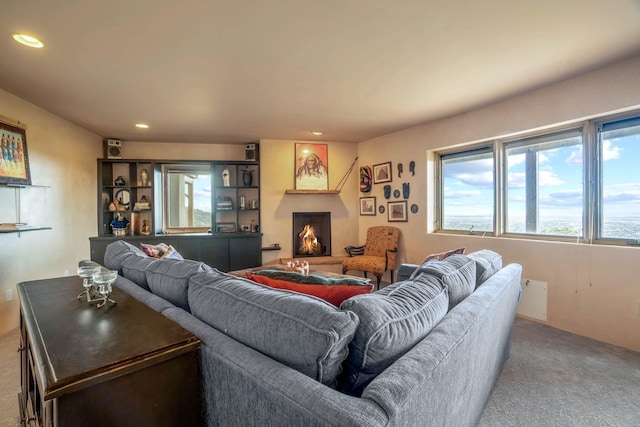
[292,212,331,257]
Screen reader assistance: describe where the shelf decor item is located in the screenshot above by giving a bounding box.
[0,120,31,185]
[110,213,129,236]
[294,143,328,190]
[242,169,253,187]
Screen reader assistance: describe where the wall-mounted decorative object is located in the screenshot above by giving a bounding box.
[295,143,328,190]
[393,189,400,199]
[0,120,31,186]
[373,162,392,184]
[409,161,415,176]
[359,166,372,193]
[216,222,236,233]
[379,205,385,214]
[359,196,376,216]
[384,184,391,199]
[397,163,403,178]
[411,204,419,214]
[388,201,408,222]
[403,182,410,199]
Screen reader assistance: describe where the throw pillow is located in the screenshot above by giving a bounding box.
[246,273,373,306]
[422,247,465,263]
[140,242,184,260]
[188,272,359,388]
[338,274,449,396]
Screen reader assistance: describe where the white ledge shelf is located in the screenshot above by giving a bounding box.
[284,190,340,195]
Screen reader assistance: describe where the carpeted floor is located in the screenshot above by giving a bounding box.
[1,317,639,426]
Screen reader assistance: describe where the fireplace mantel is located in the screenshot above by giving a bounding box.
[284,190,340,194]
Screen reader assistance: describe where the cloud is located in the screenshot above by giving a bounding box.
[602,140,622,161]
[565,146,582,164]
[508,170,565,189]
[445,190,482,199]
[603,191,640,203]
[539,189,583,207]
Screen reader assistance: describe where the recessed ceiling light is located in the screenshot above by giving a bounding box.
[135,123,149,129]
[311,131,323,136]
[12,33,44,48]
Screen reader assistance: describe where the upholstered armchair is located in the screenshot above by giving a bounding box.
[342,226,400,288]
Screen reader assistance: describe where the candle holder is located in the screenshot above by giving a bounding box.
[92,270,118,308]
[77,265,103,303]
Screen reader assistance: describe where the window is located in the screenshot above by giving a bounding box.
[163,164,212,231]
[504,129,583,237]
[597,117,640,241]
[436,111,640,245]
[440,147,494,233]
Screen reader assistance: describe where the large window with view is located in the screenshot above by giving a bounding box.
[436,111,640,246]
[504,129,583,237]
[440,147,494,233]
[597,117,640,242]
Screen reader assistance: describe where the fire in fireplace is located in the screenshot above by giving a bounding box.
[292,212,331,257]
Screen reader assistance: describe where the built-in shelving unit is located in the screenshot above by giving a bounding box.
[92,156,262,272]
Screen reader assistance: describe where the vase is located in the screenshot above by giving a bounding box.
[242,170,253,187]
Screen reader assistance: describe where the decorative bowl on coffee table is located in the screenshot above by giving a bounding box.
[77,265,102,303]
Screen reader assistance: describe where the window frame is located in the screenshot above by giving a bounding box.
[161,163,212,233]
[434,110,640,246]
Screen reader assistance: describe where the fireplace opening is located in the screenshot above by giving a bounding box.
[292,212,331,257]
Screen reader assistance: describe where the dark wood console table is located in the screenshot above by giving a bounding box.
[17,276,201,427]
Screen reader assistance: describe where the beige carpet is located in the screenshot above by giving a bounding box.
[0,328,20,427]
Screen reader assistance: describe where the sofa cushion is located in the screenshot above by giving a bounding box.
[120,255,159,291]
[104,240,148,274]
[411,255,476,310]
[145,259,214,311]
[248,269,371,287]
[466,250,502,287]
[338,274,448,395]
[245,272,373,306]
[188,272,359,387]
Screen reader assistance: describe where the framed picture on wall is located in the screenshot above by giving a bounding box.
[359,197,376,216]
[387,201,407,222]
[373,162,392,184]
[294,143,328,190]
[0,120,31,186]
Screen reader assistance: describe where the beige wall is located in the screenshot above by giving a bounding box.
[0,89,102,335]
[258,140,360,264]
[357,54,640,352]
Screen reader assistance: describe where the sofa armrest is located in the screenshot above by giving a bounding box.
[163,307,388,427]
[396,263,420,282]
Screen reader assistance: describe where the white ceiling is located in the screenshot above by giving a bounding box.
[1,0,640,144]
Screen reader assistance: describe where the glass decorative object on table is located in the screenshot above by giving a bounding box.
[77,265,102,303]
[92,270,118,308]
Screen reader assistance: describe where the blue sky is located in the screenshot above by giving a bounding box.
[443,128,640,222]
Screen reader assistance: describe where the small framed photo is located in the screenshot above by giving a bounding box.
[373,162,392,184]
[216,222,236,233]
[359,197,376,216]
[387,201,408,222]
[240,223,251,232]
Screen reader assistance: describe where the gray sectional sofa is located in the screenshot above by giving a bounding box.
[103,240,522,427]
